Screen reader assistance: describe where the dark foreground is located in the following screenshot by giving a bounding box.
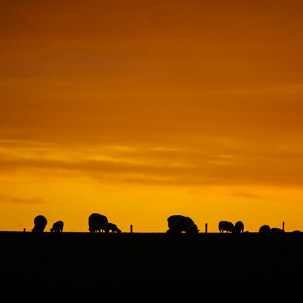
[1,232,303,296]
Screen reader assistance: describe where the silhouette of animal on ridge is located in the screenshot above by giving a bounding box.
[271,227,285,233]
[32,215,47,232]
[51,221,64,233]
[219,221,234,233]
[104,223,121,233]
[88,213,108,233]
[167,215,199,234]
[234,221,244,233]
[259,225,270,233]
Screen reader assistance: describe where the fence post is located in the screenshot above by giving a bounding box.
[23,228,26,232]
[282,221,285,231]
[130,224,133,233]
[205,223,208,233]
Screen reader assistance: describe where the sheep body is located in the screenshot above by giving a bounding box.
[259,225,271,233]
[219,221,234,233]
[51,221,64,233]
[234,221,244,233]
[88,213,108,233]
[105,223,121,233]
[271,227,285,233]
[32,215,47,232]
[167,215,199,234]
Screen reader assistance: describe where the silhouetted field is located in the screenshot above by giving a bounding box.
[1,232,303,295]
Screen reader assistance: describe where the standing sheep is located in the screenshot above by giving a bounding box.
[234,221,244,233]
[271,227,285,233]
[32,215,47,232]
[167,215,199,234]
[51,221,64,233]
[104,223,121,233]
[259,225,270,233]
[219,221,234,233]
[88,213,108,233]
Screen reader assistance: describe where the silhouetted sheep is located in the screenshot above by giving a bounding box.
[259,225,270,233]
[88,213,108,233]
[219,221,234,233]
[292,230,301,234]
[271,227,285,233]
[234,221,244,233]
[50,221,64,233]
[32,215,47,232]
[104,223,121,233]
[167,215,199,234]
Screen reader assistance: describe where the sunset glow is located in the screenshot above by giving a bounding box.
[1,0,303,232]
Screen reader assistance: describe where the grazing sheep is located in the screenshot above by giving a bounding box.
[104,223,121,233]
[271,227,285,233]
[51,221,64,233]
[88,213,108,233]
[167,215,199,234]
[292,230,301,234]
[259,225,271,233]
[234,221,244,233]
[32,215,47,232]
[218,221,234,233]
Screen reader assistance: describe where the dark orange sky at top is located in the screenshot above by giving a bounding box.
[0,0,303,232]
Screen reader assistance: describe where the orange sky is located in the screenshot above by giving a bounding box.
[1,0,303,232]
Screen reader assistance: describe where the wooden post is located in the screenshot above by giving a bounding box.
[205,223,208,233]
[282,221,285,231]
[130,225,133,233]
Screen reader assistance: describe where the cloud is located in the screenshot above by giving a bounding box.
[1,139,303,188]
[231,191,263,200]
[0,192,47,205]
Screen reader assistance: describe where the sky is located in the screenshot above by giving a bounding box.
[0,0,303,232]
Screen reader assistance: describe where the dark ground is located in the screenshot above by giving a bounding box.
[1,231,303,297]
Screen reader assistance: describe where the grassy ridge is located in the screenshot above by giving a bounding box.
[1,232,303,290]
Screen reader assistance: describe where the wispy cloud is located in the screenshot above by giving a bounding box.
[1,139,303,188]
[231,191,263,200]
[0,192,47,205]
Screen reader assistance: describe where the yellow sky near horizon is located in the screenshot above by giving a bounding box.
[0,0,303,232]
